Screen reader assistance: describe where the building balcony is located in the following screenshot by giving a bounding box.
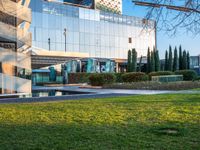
[0,48,31,70]
[0,0,31,26]
[0,21,32,48]
[0,73,32,94]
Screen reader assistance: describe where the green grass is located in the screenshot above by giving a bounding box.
[0,94,200,150]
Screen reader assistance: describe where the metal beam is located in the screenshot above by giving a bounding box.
[132,0,200,13]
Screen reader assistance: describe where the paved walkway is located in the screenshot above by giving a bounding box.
[33,85,175,95]
[0,85,199,104]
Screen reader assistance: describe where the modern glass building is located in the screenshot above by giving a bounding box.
[29,0,156,67]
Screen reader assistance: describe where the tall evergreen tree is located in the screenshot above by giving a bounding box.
[173,46,178,72]
[187,51,190,69]
[155,49,160,72]
[131,48,137,72]
[150,51,155,72]
[179,45,183,70]
[168,45,173,71]
[127,50,132,72]
[182,50,187,69]
[165,50,168,71]
[147,47,151,73]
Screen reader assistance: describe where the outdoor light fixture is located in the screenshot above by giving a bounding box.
[132,0,200,13]
[63,28,67,52]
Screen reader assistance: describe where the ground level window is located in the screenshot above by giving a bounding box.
[128,37,132,43]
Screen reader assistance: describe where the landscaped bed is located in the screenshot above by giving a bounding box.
[0,94,200,149]
[104,81,200,90]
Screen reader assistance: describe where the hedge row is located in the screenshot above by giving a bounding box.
[68,70,198,86]
[68,73,91,84]
[89,73,116,86]
[149,70,197,81]
[68,73,125,84]
[175,70,197,81]
[121,72,148,82]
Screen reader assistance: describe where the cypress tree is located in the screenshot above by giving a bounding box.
[187,51,190,69]
[182,50,187,69]
[168,45,173,71]
[131,48,137,72]
[150,51,155,72]
[173,47,178,72]
[179,45,183,70]
[127,50,132,72]
[147,47,151,73]
[165,50,168,71]
[155,49,160,72]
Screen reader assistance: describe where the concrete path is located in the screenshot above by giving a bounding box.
[33,85,175,95]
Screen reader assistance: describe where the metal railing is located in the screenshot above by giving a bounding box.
[152,75,183,83]
[0,0,31,24]
[0,73,32,94]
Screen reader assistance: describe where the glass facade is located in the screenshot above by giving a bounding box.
[29,0,156,60]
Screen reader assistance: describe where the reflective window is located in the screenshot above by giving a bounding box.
[30,0,156,59]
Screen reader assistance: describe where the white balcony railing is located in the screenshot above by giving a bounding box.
[0,48,31,70]
[0,21,32,48]
[0,0,31,24]
[0,73,31,94]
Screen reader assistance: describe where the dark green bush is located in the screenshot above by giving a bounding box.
[89,73,116,86]
[121,72,148,83]
[89,74,104,86]
[68,73,91,84]
[196,76,200,81]
[175,70,197,81]
[149,71,174,80]
[114,73,124,83]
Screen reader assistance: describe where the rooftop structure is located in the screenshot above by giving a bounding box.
[63,0,122,13]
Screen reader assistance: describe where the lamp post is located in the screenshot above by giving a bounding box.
[48,38,50,51]
[63,28,67,52]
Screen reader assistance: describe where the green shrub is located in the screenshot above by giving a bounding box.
[121,72,148,83]
[89,74,104,86]
[101,73,116,84]
[175,70,197,81]
[114,73,124,83]
[68,73,91,84]
[149,71,174,80]
[89,73,116,86]
[196,76,200,81]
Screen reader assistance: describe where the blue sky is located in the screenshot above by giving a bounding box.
[122,0,200,58]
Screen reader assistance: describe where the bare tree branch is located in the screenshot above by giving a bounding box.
[133,0,200,35]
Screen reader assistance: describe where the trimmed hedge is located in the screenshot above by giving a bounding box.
[175,70,197,81]
[68,73,91,84]
[121,72,148,83]
[89,73,116,86]
[69,73,124,84]
[149,71,174,80]
[196,76,200,81]
[114,73,124,83]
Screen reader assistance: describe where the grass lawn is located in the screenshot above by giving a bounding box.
[0,94,200,150]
